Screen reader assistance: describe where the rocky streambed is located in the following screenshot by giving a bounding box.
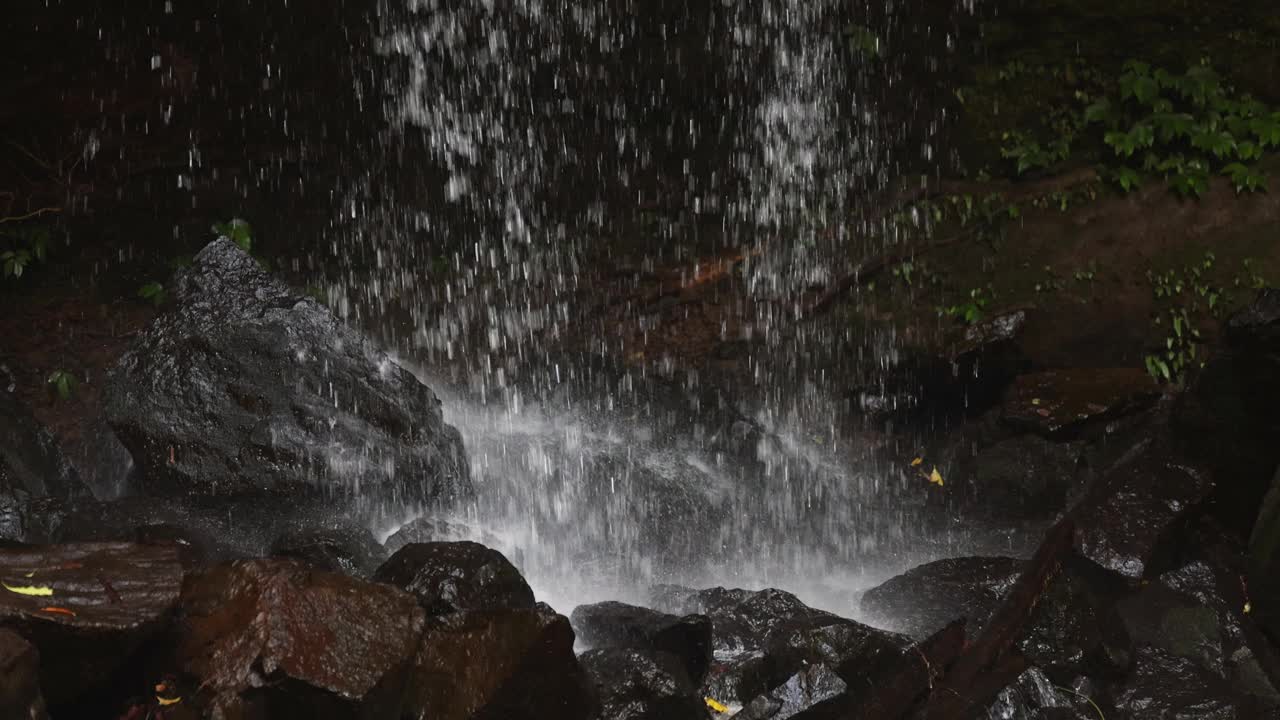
[3,240,1280,719]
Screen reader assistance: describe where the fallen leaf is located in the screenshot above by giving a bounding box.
[39,606,76,618]
[1031,398,1041,406]
[910,457,924,467]
[157,695,183,707]
[3,582,54,597]
[929,467,944,487]
[705,697,729,714]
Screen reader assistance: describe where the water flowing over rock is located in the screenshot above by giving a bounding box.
[0,629,49,720]
[580,647,707,720]
[173,558,424,718]
[104,238,471,510]
[571,601,713,686]
[374,541,534,616]
[405,604,596,720]
[0,542,184,707]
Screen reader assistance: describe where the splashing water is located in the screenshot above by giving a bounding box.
[337,0,987,617]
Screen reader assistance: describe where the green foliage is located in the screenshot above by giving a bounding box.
[1,224,50,281]
[213,218,253,253]
[1141,251,1269,385]
[942,287,991,325]
[137,282,167,306]
[46,369,77,401]
[1088,61,1277,198]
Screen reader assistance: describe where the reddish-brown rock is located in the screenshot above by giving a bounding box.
[405,604,597,720]
[174,558,424,719]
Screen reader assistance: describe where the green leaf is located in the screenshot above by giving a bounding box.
[137,282,167,306]
[1084,99,1112,124]
[1114,166,1142,193]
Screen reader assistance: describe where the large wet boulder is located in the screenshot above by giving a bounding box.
[649,586,905,706]
[373,541,534,616]
[1074,439,1213,580]
[734,664,846,720]
[860,553,1130,681]
[104,238,470,508]
[861,556,1022,639]
[269,524,386,577]
[173,558,424,718]
[405,604,596,720]
[571,601,713,685]
[580,647,707,720]
[0,629,49,720]
[0,542,184,707]
[1174,288,1280,532]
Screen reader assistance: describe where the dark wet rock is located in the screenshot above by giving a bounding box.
[68,417,135,501]
[860,554,1130,680]
[1174,288,1280,532]
[174,558,424,718]
[948,432,1085,525]
[0,542,184,706]
[406,603,596,720]
[1074,441,1213,580]
[860,556,1022,639]
[985,670,1097,720]
[571,601,713,685]
[1002,368,1160,440]
[1251,467,1280,642]
[734,664,845,720]
[0,629,49,720]
[383,516,514,561]
[1108,645,1258,720]
[104,237,470,508]
[852,309,1029,422]
[373,541,534,616]
[0,376,89,543]
[580,647,707,720]
[1116,553,1280,706]
[0,375,86,505]
[649,585,905,705]
[269,524,386,577]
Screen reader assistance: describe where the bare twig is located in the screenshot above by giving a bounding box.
[0,207,61,224]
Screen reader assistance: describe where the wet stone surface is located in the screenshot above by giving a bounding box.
[374,541,535,617]
[174,558,424,718]
[0,542,184,707]
[104,238,471,509]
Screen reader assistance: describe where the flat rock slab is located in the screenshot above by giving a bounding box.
[0,542,184,706]
[1002,368,1159,438]
[105,237,470,507]
[175,558,424,718]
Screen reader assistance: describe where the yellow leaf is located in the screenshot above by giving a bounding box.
[705,697,729,713]
[157,695,183,707]
[3,582,54,597]
[930,467,944,487]
[910,457,924,467]
[1245,602,1252,614]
